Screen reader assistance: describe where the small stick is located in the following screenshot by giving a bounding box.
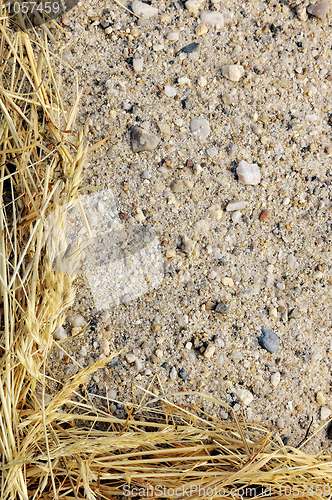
[296,416,314,448]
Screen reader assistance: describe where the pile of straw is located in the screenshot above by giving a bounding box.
[1,6,332,500]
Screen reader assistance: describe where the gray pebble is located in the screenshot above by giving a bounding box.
[307,0,330,19]
[178,368,187,380]
[258,327,280,353]
[215,302,228,314]
[130,126,160,153]
[190,118,211,141]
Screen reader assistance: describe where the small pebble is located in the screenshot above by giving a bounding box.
[135,358,143,371]
[170,366,177,380]
[204,344,215,358]
[178,368,187,380]
[258,326,280,353]
[226,200,247,211]
[307,0,330,19]
[316,391,326,405]
[277,417,285,429]
[236,388,254,405]
[67,314,87,328]
[259,209,269,222]
[126,353,136,363]
[232,211,242,223]
[167,31,180,41]
[217,353,224,366]
[101,338,110,356]
[208,204,223,221]
[190,118,211,141]
[107,388,117,400]
[131,0,158,19]
[198,76,207,87]
[215,302,228,314]
[237,160,261,185]
[164,86,177,97]
[178,42,199,54]
[182,235,196,255]
[269,307,278,319]
[133,58,144,73]
[131,126,160,152]
[221,64,245,82]
[195,24,208,36]
[271,372,281,387]
[53,326,67,340]
[185,0,204,14]
[222,277,234,287]
[200,10,224,27]
[321,407,332,420]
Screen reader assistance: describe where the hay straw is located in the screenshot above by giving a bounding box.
[1,5,332,500]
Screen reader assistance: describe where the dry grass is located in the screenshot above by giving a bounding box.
[1,5,332,500]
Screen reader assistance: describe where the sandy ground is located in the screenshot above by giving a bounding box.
[46,0,332,452]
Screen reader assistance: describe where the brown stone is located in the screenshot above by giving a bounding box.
[259,209,270,222]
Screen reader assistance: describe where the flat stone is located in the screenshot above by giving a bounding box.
[131,0,158,19]
[126,353,136,363]
[200,10,224,27]
[190,118,211,141]
[226,200,247,211]
[258,326,280,353]
[221,64,245,82]
[237,160,261,185]
[130,126,160,152]
[307,0,330,19]
[53,326,67,340]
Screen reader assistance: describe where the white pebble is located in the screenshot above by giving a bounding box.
[209,270,218,280]
[107,388,117,399]
[170,366,177,380]
[269,307,278,319]
[231,211,242,223]
[217,354,224,366]
[126,353,136,363]
[237,160,261,185]
[277,417,285,429]
[316,391,326,405]
[221,64,245,82]
[198,76,208,88]
[271,372,281,387]
[185,0,204,14]
[53,326,67,340]
[164,86,177,97]
[200,10,224,27]
[135,358,143,371]
[167,31,180,41]
[321,407,332,420]
[204,344,215,358]
[131,0,158,19]
[178,76,191,87]
[190,118,211,141]
[287,254,297,267]
[185,342,192,350]
[276,282,285,290]
[101,338,110,356]
[133,58,144,73]
[222,277,234,287]
[226,200,247,211]
[207,147,218,158]
[208,204,223,221]
[236,389,254,406]
[67,314,87,328]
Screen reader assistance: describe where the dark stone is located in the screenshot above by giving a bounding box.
[215,302,228,314]
[177,42,199,54]
[108,355,119,369]
[178,368,187,380]
[258,326,280,353]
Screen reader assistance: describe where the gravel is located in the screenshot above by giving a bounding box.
[47,0,332,453]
